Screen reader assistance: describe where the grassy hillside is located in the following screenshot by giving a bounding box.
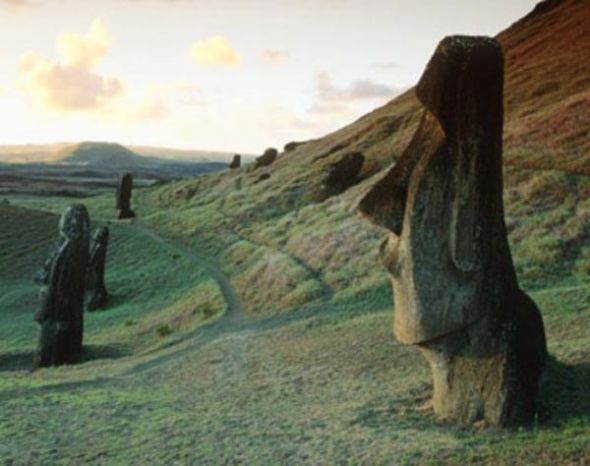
[1,0,589,463]
[0,203,226,364]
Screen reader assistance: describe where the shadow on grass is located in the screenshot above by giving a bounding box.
[539,356,590,425]
[79,344,129,362]
[88,292,128,311]
[0,344,129,372]
[0,350,34,372]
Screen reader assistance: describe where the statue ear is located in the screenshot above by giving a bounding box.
[358,110,434,235]
[449,155,483,272]
[358,160,412,235]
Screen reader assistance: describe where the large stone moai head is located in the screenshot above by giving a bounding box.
[359,36,546,426]
[116,173,135,219]
[87,226,109,311]
[33,204,90,369]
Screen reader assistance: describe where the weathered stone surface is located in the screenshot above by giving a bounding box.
[116,173,135,219]
[284,141,302,152]
[229,154,241,169]
[322,152,364,198]
[33,204,90,369]
[87,227,109,311]
[358,35,546,426]
[254,148,278,169]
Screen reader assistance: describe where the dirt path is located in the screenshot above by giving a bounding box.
[133,221,245,323]
[113,221,253,376]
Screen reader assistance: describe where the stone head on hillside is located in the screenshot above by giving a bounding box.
[87,226,109,311]
[229,154,241,169]
[359,35,546,426]
[116,173,135,219]
[33,204,90,369]
[254,147,278,169]
[322,151,364,198]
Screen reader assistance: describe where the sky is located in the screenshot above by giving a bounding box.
[0,0,538,154]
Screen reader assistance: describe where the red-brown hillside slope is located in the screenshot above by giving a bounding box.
[145,0,590,314]
[225,0,590,199]
[500,0,590,171]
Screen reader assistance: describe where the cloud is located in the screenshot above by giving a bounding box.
[190,36,241,68]
[315,72,397,102]
[262,49,290,65]
[15,19,122,111]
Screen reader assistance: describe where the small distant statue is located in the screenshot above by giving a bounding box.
[359,36,546,426]
[254,148,278,169]
[86,227,109,311]
[229,154,241,169]
[116,173,135,219]
[322,151,364,198]
[33,204,90,369]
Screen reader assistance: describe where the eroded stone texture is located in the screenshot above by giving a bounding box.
[322,152,364,198]
[229,154,241,169]
[254,148,278,169]
[87,227,109,311]
[116,173,135,219]
[358,36,546,426]
[33,204,90,369]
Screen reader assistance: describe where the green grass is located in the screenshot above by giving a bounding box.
[1,154,590,464]
[0,202,225,364]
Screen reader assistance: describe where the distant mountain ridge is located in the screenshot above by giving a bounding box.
[0,142,240,165]
[51,142,144,167]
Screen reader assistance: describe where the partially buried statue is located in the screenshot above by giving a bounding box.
[229,154,241,169]
[86,227,109,311]
[33,204,90,369]
[116,173,135,219]
[359,36,547,426]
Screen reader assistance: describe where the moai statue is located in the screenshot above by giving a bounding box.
[33,204,90,369]
[358,36,547,426]
[87,227,109,311]
[116,173,135,219]
[229,154,241,169]
[254,147,278,169]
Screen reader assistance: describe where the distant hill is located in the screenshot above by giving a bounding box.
[51,142,144,167]
[0,142,241,165]
[0,141,231,196]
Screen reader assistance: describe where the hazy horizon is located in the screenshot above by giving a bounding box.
[0,0,537,153]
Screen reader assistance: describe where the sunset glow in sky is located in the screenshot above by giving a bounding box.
[0,0,538,153]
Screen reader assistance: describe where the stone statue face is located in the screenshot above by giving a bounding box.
[59,204,90,242]
[359,37,513,344]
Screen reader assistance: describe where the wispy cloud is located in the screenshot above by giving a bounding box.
[190,36,241,68]
[314,72,398,102]
[15,19,123,111]
[262,49,290,65]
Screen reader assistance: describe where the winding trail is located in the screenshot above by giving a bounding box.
[0,220,254,399]
[117,220,252,376]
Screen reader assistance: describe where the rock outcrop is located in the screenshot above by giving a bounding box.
[254,148,278,169]
[229,154,241,169]
[116,173,135,219]
[87,227,109,311]
[359,36,547,427]
[284,141,302,152]
[33,204,90,369]
[322,152,364,198]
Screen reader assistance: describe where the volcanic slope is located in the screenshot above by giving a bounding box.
[1,0,590,463]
